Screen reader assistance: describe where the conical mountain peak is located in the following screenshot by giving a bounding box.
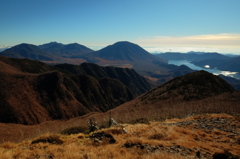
[93,41,163,62]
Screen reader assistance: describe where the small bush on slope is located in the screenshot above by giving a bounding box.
[60,126,89,135]
[31,134,63,145]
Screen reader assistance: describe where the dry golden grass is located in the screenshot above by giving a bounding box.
[0,113,239,159]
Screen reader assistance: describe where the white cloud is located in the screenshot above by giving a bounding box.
[0,45,9,49]
[0,45,11,52]
[144,46,240,54]
[135,33,240,54]
[88,46,104,51]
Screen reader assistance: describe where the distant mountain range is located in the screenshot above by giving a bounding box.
[156,52,240,88]
[192,56,240,72]
[155,52,231,61]
[0,41,194,85]
[0,41,164,63]
[88,41,164,62]
[39,42,94,58]
[219,74,240,90]
[1,41,240,129]
[156,52,240,73]
[0,42,94,64]
[0,56,152,124]
[1,55,240,125]
[1,41,239,87]
[0,43,54,61]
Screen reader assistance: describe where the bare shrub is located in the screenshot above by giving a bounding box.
[236,137,240,145]
[60,126,89,135]
[31,134,63,145]
[104,128,124,135]
[90,131,116,144]
[0,142,16,149]
[129,118,150,125]
[148,133,165,140]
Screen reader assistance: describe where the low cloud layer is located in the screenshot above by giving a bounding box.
[135,33,240,54]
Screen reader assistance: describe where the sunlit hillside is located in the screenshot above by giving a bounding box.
[0,114,239,159]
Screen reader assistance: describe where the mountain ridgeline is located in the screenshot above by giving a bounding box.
[0,43,54,61]
[89,41,165,62]
[156,52,231,61]
[55,63,151,96]
[156,52,240,73]
[111,70,239,123]
[0,41,165,63]
[0,42,95,64]
[141,70,235,101]
[39,42,94,58]
[192,56,240,72]
[0,56,152,125]
[0,41,195,84]
[1,42,240,125]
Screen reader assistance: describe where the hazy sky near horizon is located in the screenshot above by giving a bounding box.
[1,0,240,54]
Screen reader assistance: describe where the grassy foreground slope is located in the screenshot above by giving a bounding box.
[0,113,239,159]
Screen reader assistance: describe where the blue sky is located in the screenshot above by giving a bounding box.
[1,0,240,54]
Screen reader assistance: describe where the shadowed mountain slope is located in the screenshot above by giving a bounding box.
[0,67,240,149]
[88,41,166,62]
[0,42,92,64]
[193,56,240,73]
[83,41,187,84]
[55,63,152,96]
[0,70,132,124]
[164,52,240,73]
[0,43,53,61]
[0,55,54,73]
[109,70,239,123]
[0,42,194,85]
[156,52,231,61]
[39,42,94,58]
[219,74,240,91]
[0,56,152,125]
[219,56,240,72]
[169,65,194,77]
[142,70,235,101]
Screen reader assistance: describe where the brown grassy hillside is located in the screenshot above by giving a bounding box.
[0,70,239,144]
[0,62,239,158]
[105,71,239,124]
[0,56,152,125]
[0,114,239,159]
